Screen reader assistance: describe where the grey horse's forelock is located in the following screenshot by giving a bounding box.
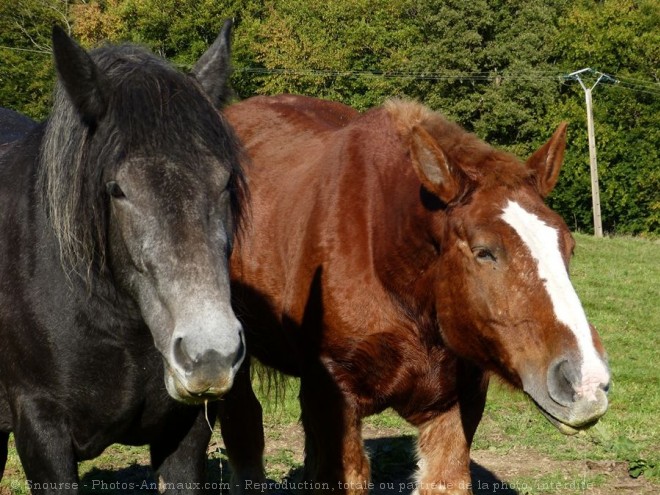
[39,83,105,279]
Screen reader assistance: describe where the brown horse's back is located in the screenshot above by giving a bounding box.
[226,94,360,211]
[227,94,358,159]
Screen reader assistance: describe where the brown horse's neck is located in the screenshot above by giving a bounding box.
[363,125,443,325]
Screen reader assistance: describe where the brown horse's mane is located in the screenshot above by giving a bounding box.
[384,99,532,189]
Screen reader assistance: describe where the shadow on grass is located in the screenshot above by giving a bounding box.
[366,436,518,495]
[273,436,517,495]
[80,459,227,494]
[80,464,156,494]
[78,436,516,495]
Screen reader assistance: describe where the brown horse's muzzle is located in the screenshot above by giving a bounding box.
[532,389,608,435]
[524,357,610,435]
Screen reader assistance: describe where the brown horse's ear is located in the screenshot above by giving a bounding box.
[526,122,568,197]
[410,124,461,204]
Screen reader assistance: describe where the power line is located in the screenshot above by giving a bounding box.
[614,81,660,95]
[615,86,660,96]
[0,53,656,95]
[614,75,660,87]
[234,67,660,96]
[0,45,50,54]
[235,67,499,80]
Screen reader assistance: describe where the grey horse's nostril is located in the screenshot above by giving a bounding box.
[170,330,244,396]
[173,336,194,373]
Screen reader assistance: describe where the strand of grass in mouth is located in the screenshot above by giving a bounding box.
[204,399,213,433]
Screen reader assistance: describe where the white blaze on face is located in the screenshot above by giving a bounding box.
[500,200,610,400]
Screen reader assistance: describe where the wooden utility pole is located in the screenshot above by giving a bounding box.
[565,68,612,238]
[584,84,603,237]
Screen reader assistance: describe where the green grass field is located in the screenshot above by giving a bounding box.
[1,233,658,494]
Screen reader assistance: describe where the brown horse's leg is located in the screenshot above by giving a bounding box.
[414,405,472,495]
[341,408,371,494]
[218,358,267,495]
[412,366,488,495]
[299,365,370,494]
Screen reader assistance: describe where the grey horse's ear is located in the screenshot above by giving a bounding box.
[51,25,108,126]
[192,19,234,109]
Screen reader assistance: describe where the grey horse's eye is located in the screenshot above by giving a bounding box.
[106,181,125,199]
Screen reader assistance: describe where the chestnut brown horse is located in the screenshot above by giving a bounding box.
[219,95,610,494]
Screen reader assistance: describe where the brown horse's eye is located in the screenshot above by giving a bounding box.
[106,181,125,199]
[474,247,496,262]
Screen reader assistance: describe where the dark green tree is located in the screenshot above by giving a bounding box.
[0,0,656,234]
[0,0,68,119]
[549,0,660,235]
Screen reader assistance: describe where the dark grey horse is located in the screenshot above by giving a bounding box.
[0,21,246,493]
[0,107,36,141]
[0,108,36,157]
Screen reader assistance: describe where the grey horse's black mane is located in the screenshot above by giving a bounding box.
[38,43,246,278]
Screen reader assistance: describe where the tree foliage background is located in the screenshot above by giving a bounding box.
[1,0,658,235]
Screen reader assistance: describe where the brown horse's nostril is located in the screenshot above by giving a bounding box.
[547,359,578,407]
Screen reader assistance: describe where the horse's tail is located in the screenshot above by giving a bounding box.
[250,358,296,412]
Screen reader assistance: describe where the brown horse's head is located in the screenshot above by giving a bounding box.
[389,101,610,434]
